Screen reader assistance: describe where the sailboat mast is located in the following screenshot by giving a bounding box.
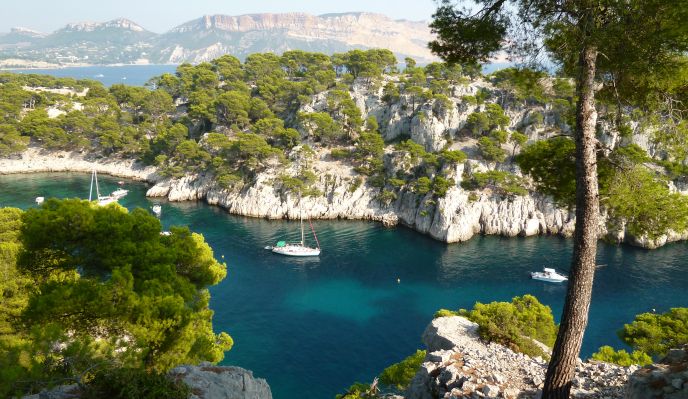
[89,170,94,201]
[299,190,304,246]
[95,170,101,198]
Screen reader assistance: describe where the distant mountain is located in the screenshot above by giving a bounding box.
[0,12,437,67]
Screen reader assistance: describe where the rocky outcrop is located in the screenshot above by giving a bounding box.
[21,364,272,399]
[406,316,633,399]
[0,147,159,182]
[626,346,688,399]
[169,363,272,399]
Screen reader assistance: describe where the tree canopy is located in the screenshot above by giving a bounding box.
[0,200,231,397]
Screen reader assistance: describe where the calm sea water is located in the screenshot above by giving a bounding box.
[1,173,686,399]
[3,64,178,86]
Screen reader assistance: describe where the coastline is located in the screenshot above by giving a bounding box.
[0,61,179,71]
[2,148,686,249]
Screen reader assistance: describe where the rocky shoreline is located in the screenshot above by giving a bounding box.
[2,147,686,249]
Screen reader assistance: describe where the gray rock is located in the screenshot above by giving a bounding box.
[169,365,272,399]
[422,316,479,352]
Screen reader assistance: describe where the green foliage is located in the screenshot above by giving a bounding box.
[439,149,467,165]
[464,103,509,137]
[516,137,577,205]
[377,190,397,205]
[462,171,528,197]
[352,132,385,175]
[490,68,548,104]
[434,308,459,318]
[413,177,432,195]
[0,200,231,397]
[619,308,688,358]
[299,112,344,143]
[603,165,688,239]
[477,137,507,162]
[0,124,29,156]
[509,131,528,155]
[332,49,397,80]
[335,382,376,399]
[591,346,652,367]
[457,295,558,358]
[432,176,455,197]
[379,350,427,390]
[82,368,190,399]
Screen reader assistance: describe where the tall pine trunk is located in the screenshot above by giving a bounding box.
[542,44,599,399]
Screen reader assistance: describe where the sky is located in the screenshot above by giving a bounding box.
[2,0,440,34]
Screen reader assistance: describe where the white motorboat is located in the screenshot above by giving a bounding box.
[89,170,117,206]
[152,205,162,217]
[531,267,568,283]
[270,190,320,257]
[35,196,45,205]
[111,188,129,199]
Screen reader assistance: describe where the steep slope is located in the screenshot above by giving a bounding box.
[153,13,435,63]
[0,12,436,65]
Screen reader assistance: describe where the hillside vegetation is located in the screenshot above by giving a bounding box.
[1,49,687,242]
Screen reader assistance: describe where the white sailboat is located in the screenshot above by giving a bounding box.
[270,192,321,257]
[89,170,117,206]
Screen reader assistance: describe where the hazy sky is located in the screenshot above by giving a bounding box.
[2,0,440,33]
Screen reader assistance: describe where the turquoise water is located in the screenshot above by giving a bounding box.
[4,64,178,86]
[1,173,687,398]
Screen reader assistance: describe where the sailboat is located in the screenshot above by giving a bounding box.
[89,170,117,206]
[270,191,321,257]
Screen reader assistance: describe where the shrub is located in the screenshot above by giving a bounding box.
[379,350,427,390]
[457,295,558,358]
[82,368,190,399]
[331,148,351,159]
[619,308,688,358]
[349,177,363,192]
[477,137,507,162]
[377,190,397,205]
[432,176,455,197]
[462,171,528,197]
[591,346,652,366]
[434,308,459,318]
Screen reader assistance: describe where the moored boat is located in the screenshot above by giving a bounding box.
[530,267,568,283]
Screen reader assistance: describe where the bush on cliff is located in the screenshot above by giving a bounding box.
[379,349,426,390]
[437,295,558,358]
[591,346,652,366]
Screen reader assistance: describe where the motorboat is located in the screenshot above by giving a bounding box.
[35,196,45,205]
[152,205,162,217]
[111,188,129,199]
[531,267,568,283]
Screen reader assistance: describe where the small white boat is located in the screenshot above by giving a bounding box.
[531,267,568,283]
[152,205,162,216]
[89,170,118,206]
[35,196,45,205]
[111,188,129,199]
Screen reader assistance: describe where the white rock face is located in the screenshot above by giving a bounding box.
[2,147,680,249]
[0,147,158,182]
